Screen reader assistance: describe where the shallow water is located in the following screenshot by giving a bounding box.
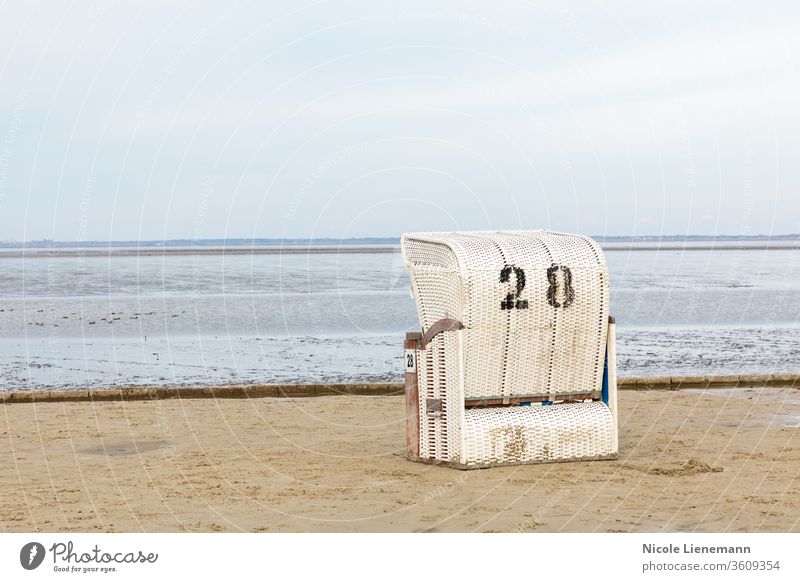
[2,245,799,390]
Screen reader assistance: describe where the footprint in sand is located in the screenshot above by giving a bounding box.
[645,458,723,476]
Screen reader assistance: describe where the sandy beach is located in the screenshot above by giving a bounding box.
[1,387,799,533]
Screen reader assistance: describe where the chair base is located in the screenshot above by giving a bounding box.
[411,401,618,469]
[410,452,619,471]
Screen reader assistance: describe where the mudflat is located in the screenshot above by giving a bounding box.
[1,388,798,532]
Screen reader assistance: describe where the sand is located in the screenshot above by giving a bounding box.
[1,387,799,532]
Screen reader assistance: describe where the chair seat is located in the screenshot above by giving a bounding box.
[460,402,616,468]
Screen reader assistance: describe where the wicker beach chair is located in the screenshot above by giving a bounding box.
[402,230,618,468]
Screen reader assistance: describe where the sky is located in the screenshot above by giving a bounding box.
[0,0,798,241]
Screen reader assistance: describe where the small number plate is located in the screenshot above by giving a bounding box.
[426,398,442,417]
[404,349,416,373]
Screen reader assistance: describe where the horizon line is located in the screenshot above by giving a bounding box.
[3,233,800,246]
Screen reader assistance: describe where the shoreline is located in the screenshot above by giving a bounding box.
[0,246,400,259]
[2,373,799,403]
[3,243,800,259]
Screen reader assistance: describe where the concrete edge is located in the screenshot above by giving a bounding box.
[0,383,406,404]
[1,375,798,404]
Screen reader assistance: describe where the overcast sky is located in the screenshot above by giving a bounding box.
[1,0,798,241]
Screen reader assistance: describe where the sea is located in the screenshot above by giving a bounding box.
[2,242,800,391]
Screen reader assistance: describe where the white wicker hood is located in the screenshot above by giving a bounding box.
[402,230,610,399]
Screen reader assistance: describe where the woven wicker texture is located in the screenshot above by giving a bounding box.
[417,331,464,463]
[461,401,616,466]
[402,230,610,399]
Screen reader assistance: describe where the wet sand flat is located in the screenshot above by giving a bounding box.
[1,388,799,532]
[4,247,800,392]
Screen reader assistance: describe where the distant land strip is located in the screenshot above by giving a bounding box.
[1,374,798,403]
[3,234,800,249]
[0,246,399,258]
[3,243,800,259]
[605,244,800,251]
